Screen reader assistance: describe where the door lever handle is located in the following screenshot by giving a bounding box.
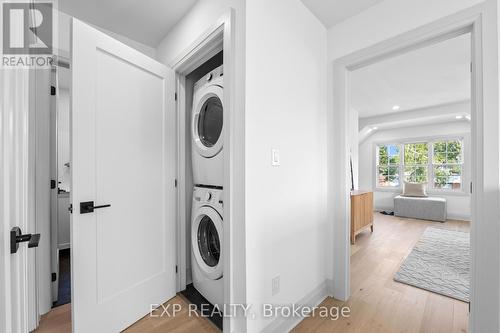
[80,201,111,214]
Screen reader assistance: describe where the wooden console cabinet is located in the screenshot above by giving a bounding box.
[350,190,374,244]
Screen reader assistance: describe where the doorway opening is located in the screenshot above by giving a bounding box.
[177,49,225,331]
[51,58,72,308]
[329,11,485,332]
[348,32,472,330]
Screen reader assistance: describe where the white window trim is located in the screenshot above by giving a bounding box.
[374,136,467,194]
[429,138,464,191]
[375,143,401,189]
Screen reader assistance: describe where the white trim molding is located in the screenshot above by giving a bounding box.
[1,67,35,333]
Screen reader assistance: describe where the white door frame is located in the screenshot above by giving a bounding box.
[1,68,35,333]
[329,4,499,333]
[171,22,224,295]
[49,65,59,304]
[168,9,246,333]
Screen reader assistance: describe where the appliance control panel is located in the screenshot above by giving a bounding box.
[193,187,223,208]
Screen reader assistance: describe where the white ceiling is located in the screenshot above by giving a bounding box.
[351,33,471,118]
[301,0,385,28]
[59,0,198,47]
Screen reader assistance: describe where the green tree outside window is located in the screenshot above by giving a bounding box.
[433,140,462,189]
[377,144,400,187]
[404,143,428,183]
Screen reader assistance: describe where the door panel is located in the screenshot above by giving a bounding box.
[71,19,176,333]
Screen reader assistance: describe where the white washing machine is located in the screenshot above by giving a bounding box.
[191,186,224,308]
[192,65,224,187]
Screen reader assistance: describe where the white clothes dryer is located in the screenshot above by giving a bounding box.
[191,65,224,187]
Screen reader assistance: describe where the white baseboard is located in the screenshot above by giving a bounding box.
[446,214,471,221]
[375,207,471,221]
[374,206,393,213]
[260,279,332,333]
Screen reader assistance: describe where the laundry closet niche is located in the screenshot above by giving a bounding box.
[182,50,223,286]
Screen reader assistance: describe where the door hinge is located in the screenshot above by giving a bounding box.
[470,182,473,193]
[174,92,177,101]
[175,265,178,273]
[470,62,473,73]
[174,179,178,188]
[50,179,56,189]
[51,272,57,282]
[68,204,73,214]
[50,85,56,96]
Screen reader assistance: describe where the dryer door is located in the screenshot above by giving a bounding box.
[192,85,223,158]
[192,206,223,280]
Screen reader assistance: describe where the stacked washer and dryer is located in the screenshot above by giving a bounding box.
[190,65,224,308]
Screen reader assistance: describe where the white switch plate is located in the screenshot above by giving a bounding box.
[271,149,280,166]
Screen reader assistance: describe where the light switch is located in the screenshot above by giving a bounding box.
[272,149,280,166]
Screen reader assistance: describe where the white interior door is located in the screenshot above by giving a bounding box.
[71,19,176,333]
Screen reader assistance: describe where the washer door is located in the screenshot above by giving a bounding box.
[192,206,223,280]
[192,85,223,158]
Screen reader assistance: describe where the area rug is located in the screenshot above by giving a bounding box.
[394,227,470,302]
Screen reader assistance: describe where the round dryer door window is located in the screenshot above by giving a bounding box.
[192,206,223,279]
[198,97,223,148]
[192,85,224,158]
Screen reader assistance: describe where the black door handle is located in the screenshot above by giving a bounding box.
[80,201,111,214]
[11,227,41,254]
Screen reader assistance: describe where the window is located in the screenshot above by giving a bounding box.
[404,143,428,182]
[375,138,464,191]
[432,140,463,190]
[376,144,400,187]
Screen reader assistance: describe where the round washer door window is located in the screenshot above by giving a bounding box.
[198,96,223,148]
[197,215,220,267]
[192,206,223,279]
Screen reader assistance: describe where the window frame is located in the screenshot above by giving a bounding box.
[402,141,430,183]
[375,143,402,188]
[374,136,465,193]
[430,139,464,191]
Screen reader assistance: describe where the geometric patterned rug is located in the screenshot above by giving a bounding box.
[394,227,470,302]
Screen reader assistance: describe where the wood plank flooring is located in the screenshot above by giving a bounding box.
[34,295,219,333]
[292,214,470,333]
[35,213,469,333]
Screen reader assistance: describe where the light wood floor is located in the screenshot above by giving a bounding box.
[35,214,470,333]
[34,295,220,333]
[292,214,470,333]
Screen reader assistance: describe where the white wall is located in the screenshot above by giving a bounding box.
[327,1,500,331]
[358,120,471,220]
[57,195,70,249]
[245,0,327,331]
[349,109,359,189]
[156,0,244,65]
[327,0,484,60]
